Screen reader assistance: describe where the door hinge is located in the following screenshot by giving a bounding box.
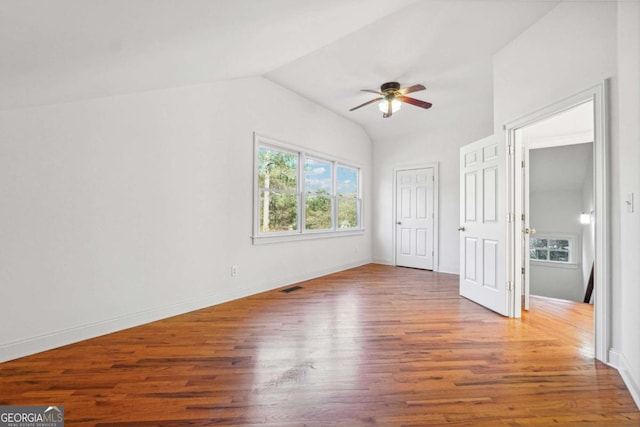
[521,213,525,221]
[507,144,512,155]
[507,281,513,292]
[521,267,525,275]
[507,212,514,223]
[521,160,525,168]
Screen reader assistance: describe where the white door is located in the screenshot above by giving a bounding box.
[459,134,510,316]
[395,167,434,270]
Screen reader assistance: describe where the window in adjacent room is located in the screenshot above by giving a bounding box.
[529,234,574,264]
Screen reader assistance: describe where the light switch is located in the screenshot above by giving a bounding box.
[626,192,634,213]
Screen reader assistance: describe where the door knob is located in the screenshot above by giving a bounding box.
[396,221,402,225]
[458,226,465,232]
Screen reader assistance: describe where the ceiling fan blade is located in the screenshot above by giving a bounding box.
[399,84,426,95]
[349,97,383,111]
[361,89,383,95]
[397,95,432,109]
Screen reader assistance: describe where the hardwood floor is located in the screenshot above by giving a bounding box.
[1,264,638,426]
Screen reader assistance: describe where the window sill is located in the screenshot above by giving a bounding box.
[530,260,579,270]
[252,229,365,245]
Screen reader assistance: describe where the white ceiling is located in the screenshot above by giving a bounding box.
[0,0,560,141]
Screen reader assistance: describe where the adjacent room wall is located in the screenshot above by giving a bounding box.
[0,76,372,362]
[493,0,640,406]
[529,190,584,302]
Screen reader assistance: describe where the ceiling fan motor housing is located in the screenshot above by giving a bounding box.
[381,81,401,92]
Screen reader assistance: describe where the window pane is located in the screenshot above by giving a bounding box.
[530,249,548,260]
[258,147,297,192]
[305,158,332,195]
[259,191,297,232]
[550,250,569,262]
[305,195,332,230]
[337,165,358,197]
[337,166,360,228]
[338,198,359,228]
[550,239,569,250]
[530,238,547,249]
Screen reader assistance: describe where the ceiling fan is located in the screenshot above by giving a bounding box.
[349,81,432,118]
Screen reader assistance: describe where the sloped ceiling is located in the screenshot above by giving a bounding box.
[0,0,559,141]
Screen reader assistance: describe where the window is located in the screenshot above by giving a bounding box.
[304,157,333,230]
[337,165,360,229]
[529,235,574,264]
[257,146,298,233]
[254,135,362,242]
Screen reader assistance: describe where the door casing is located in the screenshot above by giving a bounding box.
[505,82,609,363]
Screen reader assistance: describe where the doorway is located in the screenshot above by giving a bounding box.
[394,164,438,270]
[527,142,594,304]
[519,101,595,309]
[506,83,609,363]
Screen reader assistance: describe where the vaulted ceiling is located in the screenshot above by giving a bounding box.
[0,0,560,140]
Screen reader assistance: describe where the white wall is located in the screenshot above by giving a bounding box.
[371,59,494,273]
[616,0,640,406]
[529,190,584,302]
[493,0,640,406]
[0,76,372,362]
[493,2,617,129]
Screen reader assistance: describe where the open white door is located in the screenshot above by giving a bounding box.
[459,134,510,316]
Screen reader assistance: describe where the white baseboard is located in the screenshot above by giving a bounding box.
[609,349,640,410]
[370,259,459,276]
[371,258,393,265]
[0,258,374,363]
[257,258,373,291]
[0,287,247,363]
[436,265,459,275]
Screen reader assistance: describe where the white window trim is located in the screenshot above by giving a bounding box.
[252,133,364,245]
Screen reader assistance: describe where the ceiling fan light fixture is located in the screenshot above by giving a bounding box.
[349,82,431,116]
[378,98,401,113]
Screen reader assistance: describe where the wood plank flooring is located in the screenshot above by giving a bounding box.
[1,264,638,426]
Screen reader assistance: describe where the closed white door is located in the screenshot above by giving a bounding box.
[459,134,509,316]
[395,167,434,270]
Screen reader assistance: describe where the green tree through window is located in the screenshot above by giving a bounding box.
[258,147,298,232]
[305,157,332,230]
[337,165,359,228]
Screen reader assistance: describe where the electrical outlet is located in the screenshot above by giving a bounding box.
[231,265,239,277]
